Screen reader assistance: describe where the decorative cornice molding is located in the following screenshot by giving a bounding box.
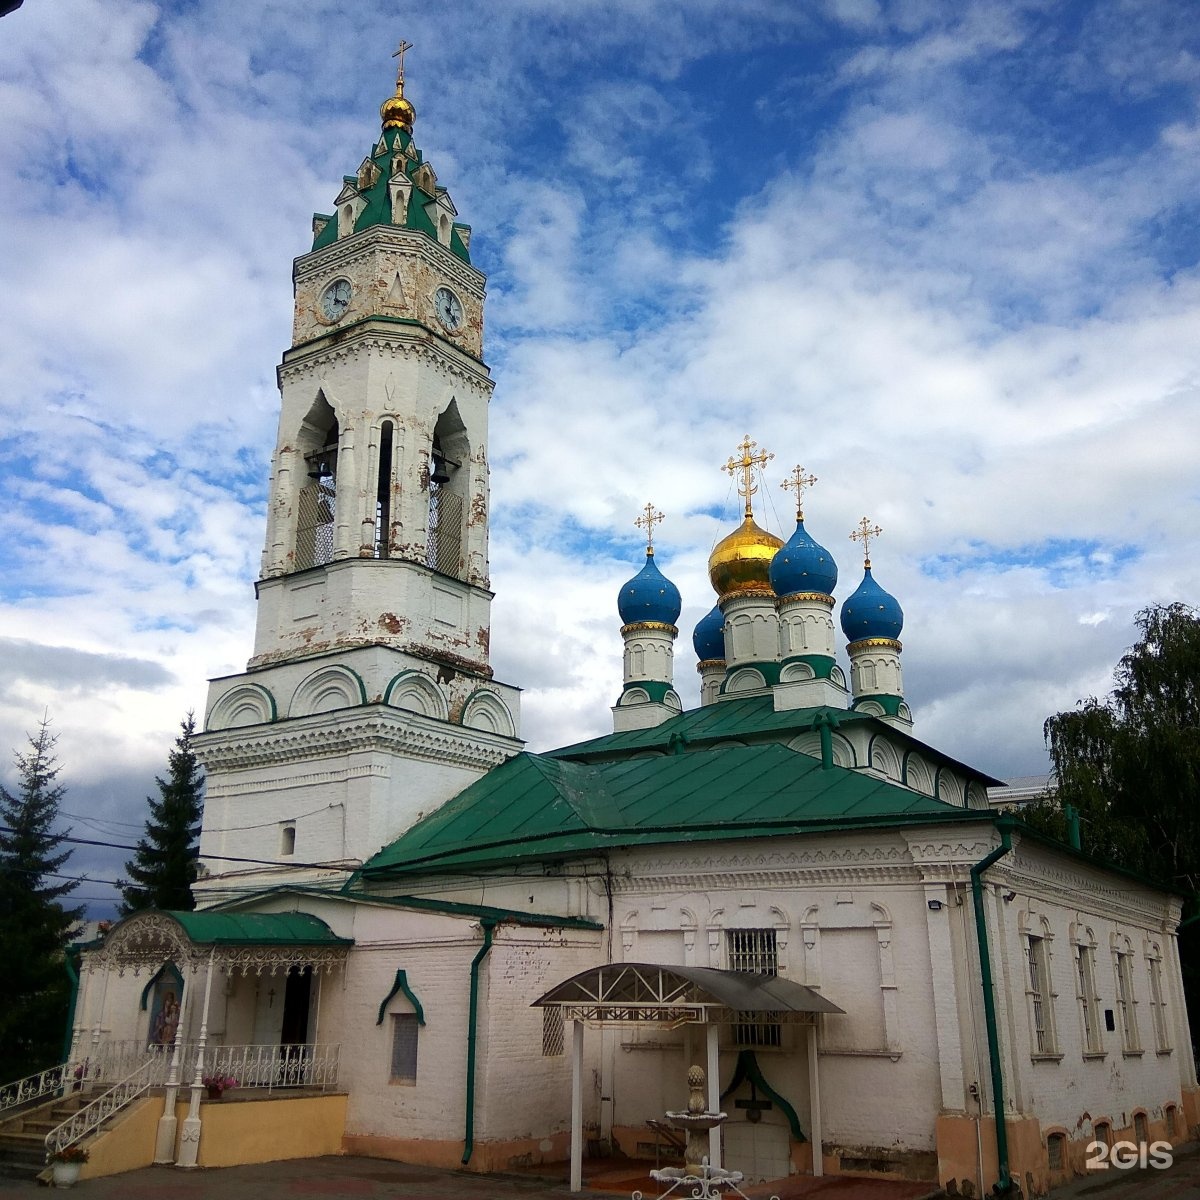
[195,708,518,774]
[777,592,836,608]
[621,621,678,636]
[279,333,493,393]
[848,637,903,653]
[296,225,486,294]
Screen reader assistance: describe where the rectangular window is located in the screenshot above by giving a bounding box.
[1025,936,1055,1054]
[727,929,781,1048]
[1147,952,1170,1051]
[1115,952,1139,1052]
[1076,946,1102,1054]
[390,1013,418,1083]
[542,1007,564,1057]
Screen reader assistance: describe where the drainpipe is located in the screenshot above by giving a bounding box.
[970,816,1016,1196]
[812,711,838,770]
[1063,804,1081,851]
[462,918,497,1165]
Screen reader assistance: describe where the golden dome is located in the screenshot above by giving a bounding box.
[381,88,416,131]
[708,516,783,600]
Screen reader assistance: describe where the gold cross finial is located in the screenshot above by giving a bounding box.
[634,503,665,555]
[781,465,818,521]
[723,435,774,519]
[392,39,413,91]
[850,517,883,568]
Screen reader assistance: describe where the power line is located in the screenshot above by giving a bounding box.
[0,827,358,873]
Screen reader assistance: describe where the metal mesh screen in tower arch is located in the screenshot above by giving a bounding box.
[295,480,336,571]
[426,486,463,576]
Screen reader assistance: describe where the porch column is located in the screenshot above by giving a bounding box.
[807,1022,822,1177]
[706,1022,721,1169]
[178,950,216,1169]
[155,963,194,1163]
[67,964,91,1081]
[570,1018,584,1193]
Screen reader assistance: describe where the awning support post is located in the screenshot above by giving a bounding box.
[177,950,216,1169]
[807,1022,822,1177]
[706,1022,721,1169]
[570,1018,584,1193]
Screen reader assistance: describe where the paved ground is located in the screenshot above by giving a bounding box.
[0,1147,1194,1199]
[0,1156,937,1199]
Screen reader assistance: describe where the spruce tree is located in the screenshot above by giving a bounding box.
[0,718,83,1080]
[120,713,204,914]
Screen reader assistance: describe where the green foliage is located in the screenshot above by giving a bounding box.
[1039,603,1200,1016]
[119,714,204,914]
[0,719,83,1080]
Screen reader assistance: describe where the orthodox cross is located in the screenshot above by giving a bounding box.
[781,465,818,521]
[634,503,665,554]
[723,435,774,519]
[850,517,883,568]
[392,38,413,90]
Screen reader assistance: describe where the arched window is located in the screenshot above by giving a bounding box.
[295,395,339,571]
[375,420,394,558]
[280,825,296,856]
[426,402,469,579]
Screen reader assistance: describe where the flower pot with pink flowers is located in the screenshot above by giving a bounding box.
[202,1073,238,1100]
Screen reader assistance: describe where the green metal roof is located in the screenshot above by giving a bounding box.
[311,125,471,262]
[361,742,983,878]
[164,910,352,946]
[549,695,1003,787]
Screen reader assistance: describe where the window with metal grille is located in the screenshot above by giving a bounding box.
[1076,945,1102,1054]
[1094,1122,1111,1148]
[1166,1106,1177,1138]
[1114,950,1139,1052]
[1133,1112,1148,1144]
[542,1007,564,1057]
[1025,935,1055,1054]
[1147,948,1170,1051]
[1047,1133,1065,1170]
[727,929,781,1048]
[390,1013,418,1083]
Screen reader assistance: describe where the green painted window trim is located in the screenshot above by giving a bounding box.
[720,1048,805,1141]
[852,692,905,717]
[719,661,782,693]
[780,654,836,680]
[620,680,676,704]
[376,968,426,1027]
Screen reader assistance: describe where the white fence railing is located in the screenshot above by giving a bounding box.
[194,1043,341,1093]
[45,1058,158,1160]
[0,1064,67,1118]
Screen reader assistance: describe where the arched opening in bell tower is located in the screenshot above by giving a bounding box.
[374,419,395,558]
[295,394,339,572]
[427,400,469,579]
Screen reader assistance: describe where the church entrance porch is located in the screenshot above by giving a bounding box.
[532,963,845,1194]
[67,908,351,1169]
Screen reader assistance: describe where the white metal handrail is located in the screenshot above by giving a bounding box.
[0,1063,67,1117]
[197,1043,341,1093]
[45,1058,158,1160]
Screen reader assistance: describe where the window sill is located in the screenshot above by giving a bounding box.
[1121,1049,1145,1058]
[819,1048,902,1061]
[1156,1048,1174,1057]
[1082,1052,1107,1061]
[1030,1053,1064,1063]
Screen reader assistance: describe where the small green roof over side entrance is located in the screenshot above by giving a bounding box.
[361,742,983,878]
[165,910,352,947]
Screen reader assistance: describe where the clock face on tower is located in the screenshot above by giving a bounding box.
[434,286,464,333]
[319,278,352,322]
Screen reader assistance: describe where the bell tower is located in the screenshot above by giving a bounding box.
[195,49,522,902]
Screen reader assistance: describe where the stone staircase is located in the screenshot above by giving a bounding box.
[0,1090,97,1181]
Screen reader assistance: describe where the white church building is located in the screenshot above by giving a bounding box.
[60,56,1195,1199]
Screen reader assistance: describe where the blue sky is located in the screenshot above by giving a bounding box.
[2,0,1198,915]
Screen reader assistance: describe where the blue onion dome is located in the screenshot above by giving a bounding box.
[692,604,725,661]
[618,552,682,626]
[770,519,838,598]
[841,567,904,641]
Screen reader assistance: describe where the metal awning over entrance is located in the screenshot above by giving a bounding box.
[533,962,843,1026]
[532,965,844,1192]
